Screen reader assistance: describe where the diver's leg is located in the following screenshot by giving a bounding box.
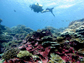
[41,10,49,13]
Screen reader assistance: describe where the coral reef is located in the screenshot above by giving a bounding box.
[0,25,6,34]
[11,25,33,34]
[2,25,84,63]
[63,18,84,33]
[0,25,34,53]
[1,18,84,63]
[2,48,19,60]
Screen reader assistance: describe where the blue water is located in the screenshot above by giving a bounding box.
[0,0,84,30]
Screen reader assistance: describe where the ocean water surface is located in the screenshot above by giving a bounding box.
[0,0,84,30]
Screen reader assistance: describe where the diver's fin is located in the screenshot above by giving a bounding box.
[50,8,55,17]
[51,12,55,17]
[46,7,55,17]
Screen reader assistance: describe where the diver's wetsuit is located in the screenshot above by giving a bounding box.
[30,4,43,13]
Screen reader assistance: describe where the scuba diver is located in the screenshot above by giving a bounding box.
[29,3,55,17]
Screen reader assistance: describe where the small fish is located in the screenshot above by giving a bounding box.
[14,10,16,12]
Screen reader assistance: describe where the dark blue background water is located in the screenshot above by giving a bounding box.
[0,0,84,30]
